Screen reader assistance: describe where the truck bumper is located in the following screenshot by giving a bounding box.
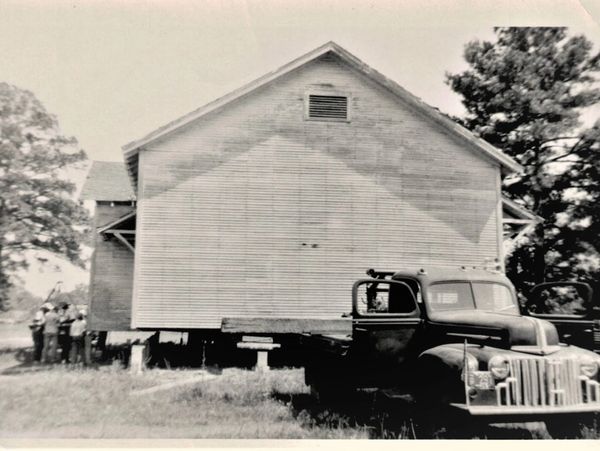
[450,402,600,420]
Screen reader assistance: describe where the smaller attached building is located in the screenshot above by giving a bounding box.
[81,161,136,331]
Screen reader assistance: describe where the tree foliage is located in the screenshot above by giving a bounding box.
[4,284,43,314]
[51,283,89,308]
[446,27,600,295]
[0,82,90,309]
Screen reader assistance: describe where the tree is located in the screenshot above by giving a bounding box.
[0,82,90,309]
[446,27,600,296]
[52,283,89,308]
[554,123,600,294]
[4,284,43,314]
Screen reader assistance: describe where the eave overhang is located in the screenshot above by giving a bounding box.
[97,210,136,253]
[502,197,542,242]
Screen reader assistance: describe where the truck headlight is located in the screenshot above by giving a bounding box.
[580,358,599,378]
[488,355,511,380]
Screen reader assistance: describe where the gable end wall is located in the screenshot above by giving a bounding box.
[132,55,501,329]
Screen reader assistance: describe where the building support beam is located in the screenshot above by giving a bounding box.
[114,232,135,253]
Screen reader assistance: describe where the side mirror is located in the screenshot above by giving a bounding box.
[527,282,593,319]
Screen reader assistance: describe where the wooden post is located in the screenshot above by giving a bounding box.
[84,333,93,365]
[97,331,108,360]
[256,350,269,371]
[130,344,146,374]
[236,336,280,372]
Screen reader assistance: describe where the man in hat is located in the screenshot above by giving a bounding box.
[69,312,87,365]
[41,306,60,364]
[58,303,75,363]
[29,306,48,363]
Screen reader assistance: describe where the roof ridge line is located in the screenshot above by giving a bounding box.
[121,41,523,191]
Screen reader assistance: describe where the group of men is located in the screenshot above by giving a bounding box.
[30,302,88,364]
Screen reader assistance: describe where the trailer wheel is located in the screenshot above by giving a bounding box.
[310,373,353,406]
[310,378,340,404]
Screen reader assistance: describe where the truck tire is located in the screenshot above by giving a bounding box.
[412,406,446,439]
[413,406,486,439]
[413,359,484,438]
[545,415,595,439]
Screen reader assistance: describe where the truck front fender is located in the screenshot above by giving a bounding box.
[419,345,471,373]
[415,345,470,404]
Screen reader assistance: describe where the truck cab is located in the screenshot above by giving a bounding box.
[303,267,600,437]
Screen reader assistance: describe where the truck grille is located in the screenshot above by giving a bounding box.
[495,358,600,407]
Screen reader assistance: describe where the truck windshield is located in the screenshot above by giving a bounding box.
[427,282,519,315]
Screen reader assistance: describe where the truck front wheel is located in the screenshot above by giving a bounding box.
[545,415,596,439]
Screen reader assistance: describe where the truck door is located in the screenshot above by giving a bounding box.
[351,278,422,388]
[527,282,597,352]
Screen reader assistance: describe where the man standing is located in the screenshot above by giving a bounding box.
[29,306,47,363]
[41,306,60,364]
[58,303,74,363]
[69,313,87,365]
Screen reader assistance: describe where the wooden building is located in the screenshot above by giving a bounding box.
[81,161,136,331]
[82,42,538,333]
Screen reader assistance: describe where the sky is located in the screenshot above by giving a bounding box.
[1,0,599,297]
[1,0,599,164]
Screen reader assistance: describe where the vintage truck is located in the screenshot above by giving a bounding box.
[301,267,600,438]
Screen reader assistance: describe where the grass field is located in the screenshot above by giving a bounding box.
[0,354,371,439]
[0,346,539,440]
[0,325,598,440]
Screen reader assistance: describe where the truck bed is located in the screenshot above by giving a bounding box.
[221,317,352,335]
[301,332,353,357]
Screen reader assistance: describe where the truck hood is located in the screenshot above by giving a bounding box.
[428,310,559,351]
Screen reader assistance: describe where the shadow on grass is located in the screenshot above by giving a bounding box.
[0,346,104,375]
[0,347,49,375]
[272,389,545,439]
[272,390,414,438]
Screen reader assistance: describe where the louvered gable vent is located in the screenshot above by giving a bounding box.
[308,94,348,120]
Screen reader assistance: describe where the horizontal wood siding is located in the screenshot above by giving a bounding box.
[133,54,500,329]
[89,203,135,330]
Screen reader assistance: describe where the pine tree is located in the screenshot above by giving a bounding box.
[446,27,600,297]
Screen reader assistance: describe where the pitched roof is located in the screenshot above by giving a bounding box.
[122,41,523,190]
[80,161,135,201]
